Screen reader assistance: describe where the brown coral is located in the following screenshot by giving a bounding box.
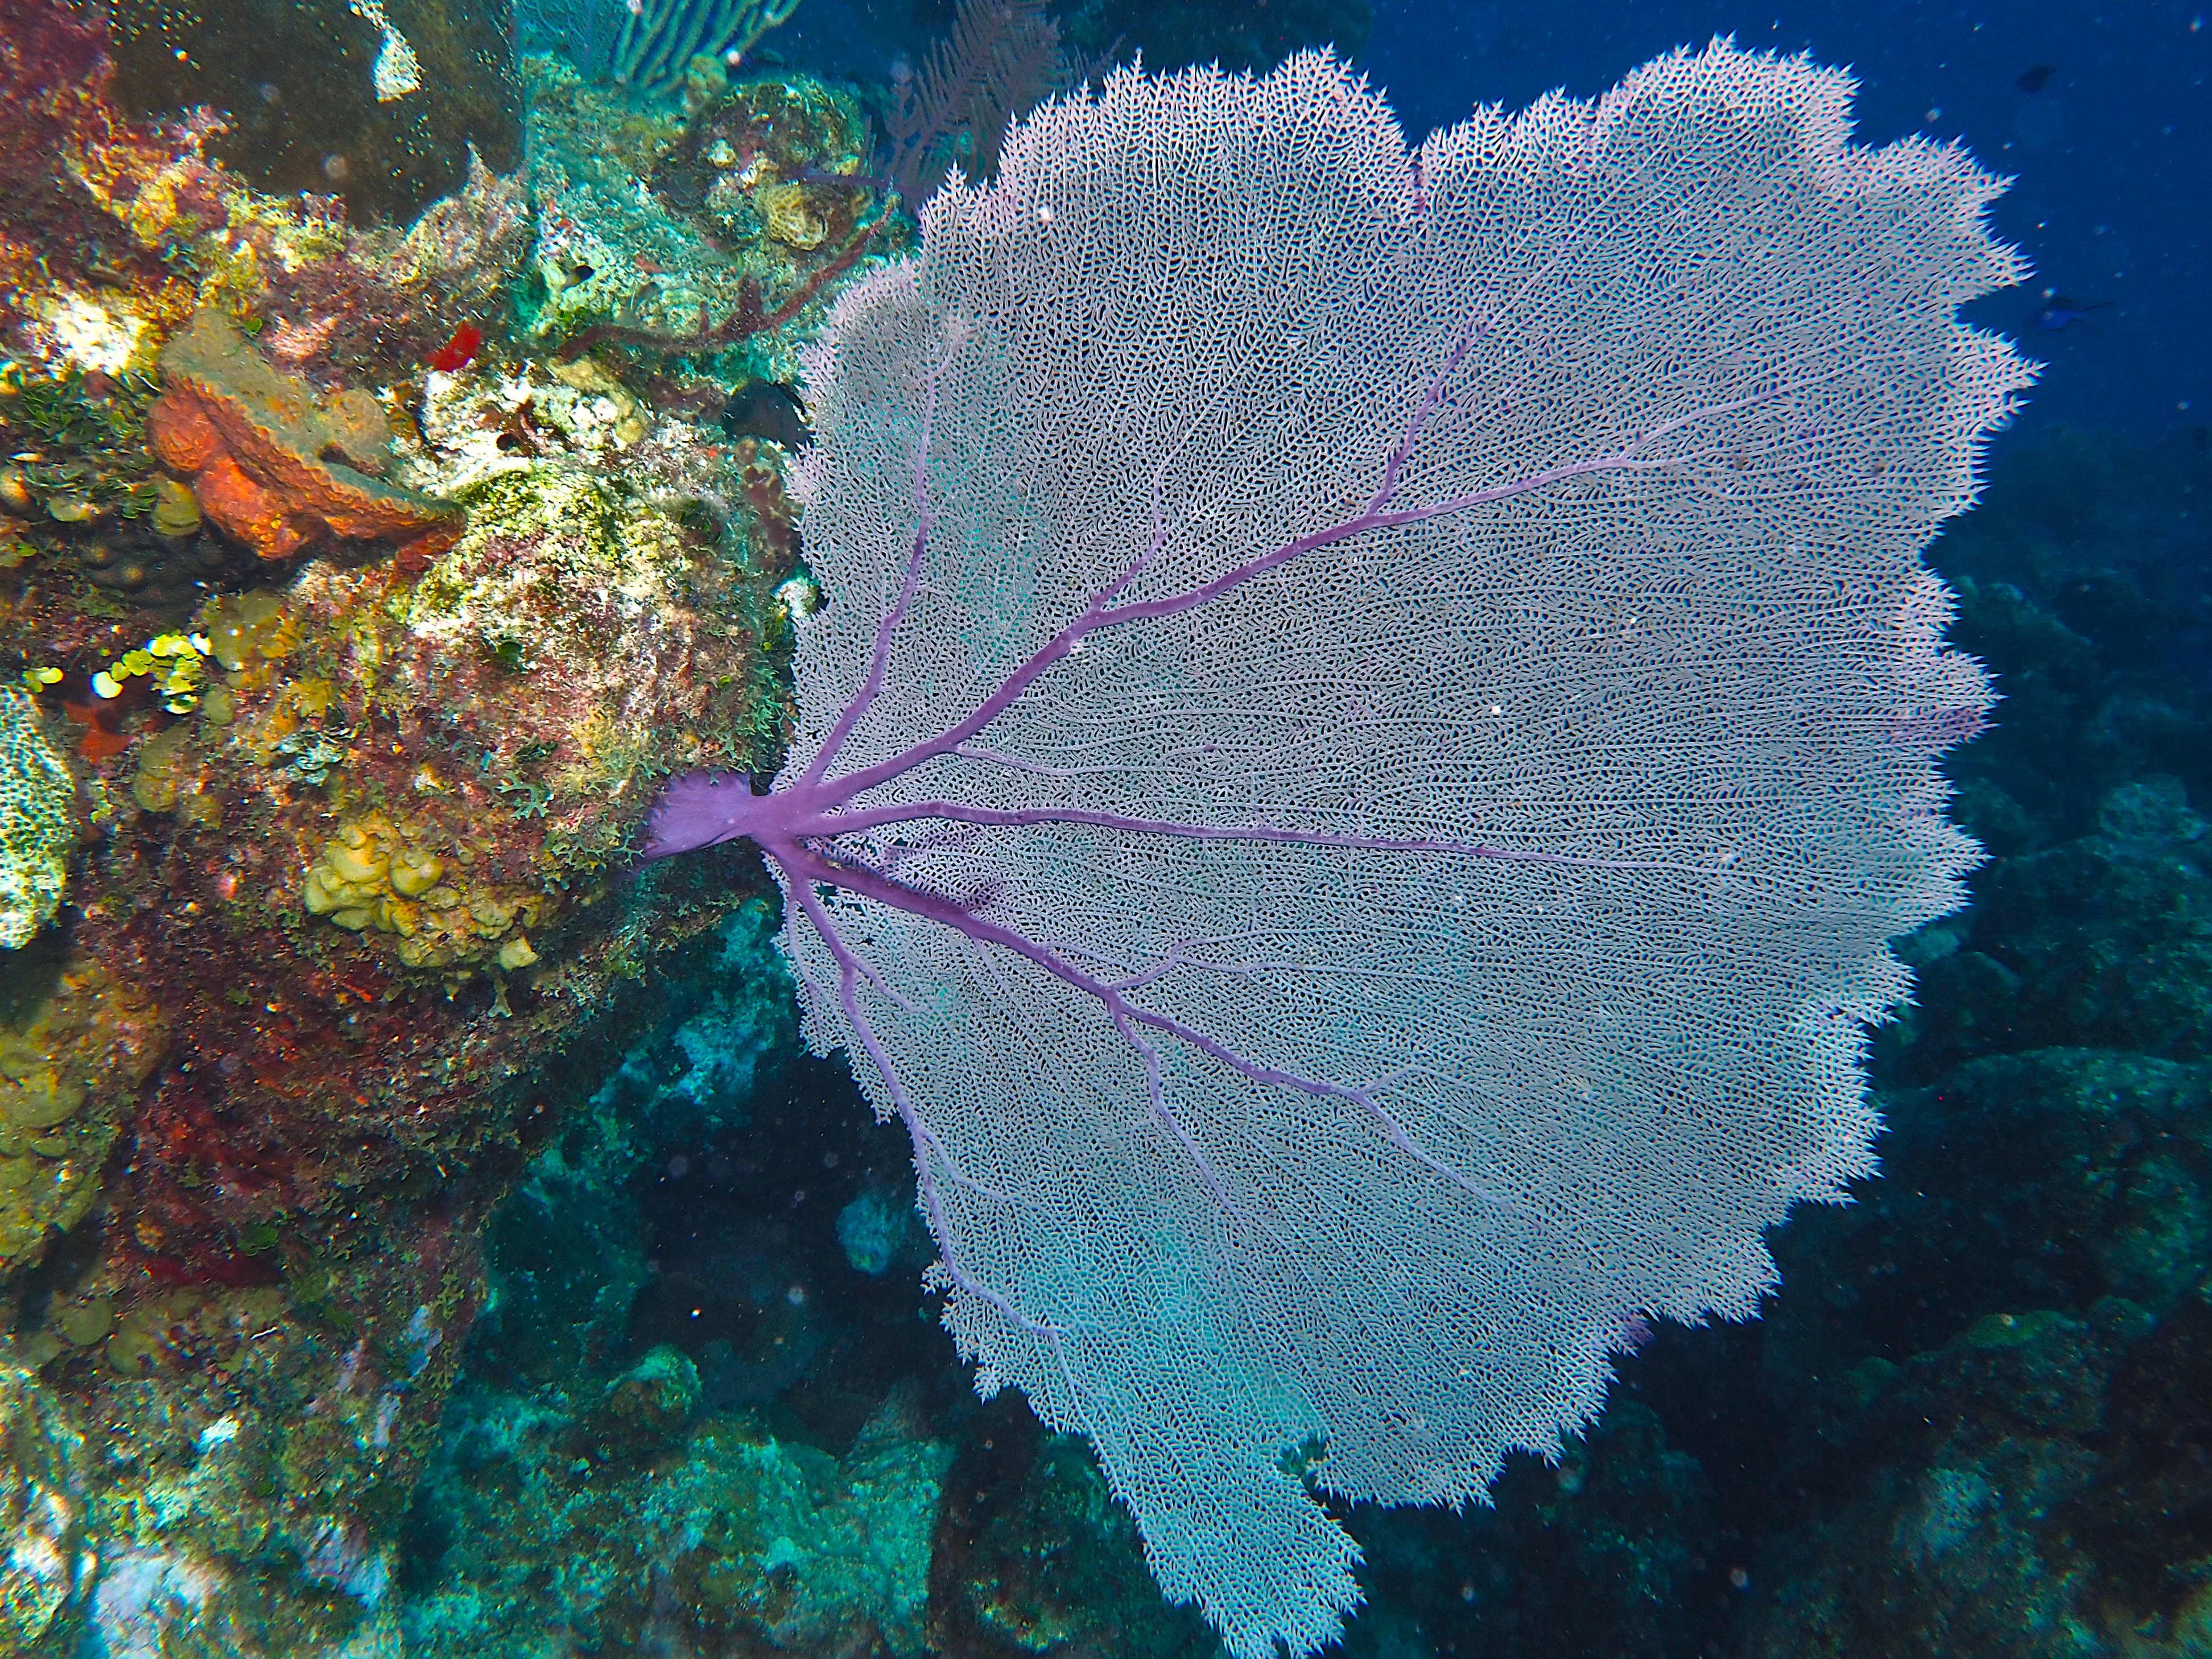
[300,813,544,970]
[146,309,461,564]
[755,180,828,250]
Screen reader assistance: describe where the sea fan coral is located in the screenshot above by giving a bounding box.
[648,43,2028,1656]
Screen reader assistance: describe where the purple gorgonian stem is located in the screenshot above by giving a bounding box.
[645,327,1792,1330]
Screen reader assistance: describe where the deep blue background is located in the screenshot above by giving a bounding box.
[1358,0,2209,443]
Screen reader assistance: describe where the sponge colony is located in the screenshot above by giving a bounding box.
[146,310,462,565]
[302,814,543,971]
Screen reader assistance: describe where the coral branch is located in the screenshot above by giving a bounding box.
[815,395,1751,807]
[800,340,947,786]
[795,880,1065,1340]
[819,799,1731,882]
[786,840,1528,1216]
[882,0,1078,204]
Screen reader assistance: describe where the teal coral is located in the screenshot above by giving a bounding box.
[0,690,73,949]
[0,1364,86,1648]
[405,1387,951,1656]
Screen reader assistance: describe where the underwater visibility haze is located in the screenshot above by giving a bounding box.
[0,0,2203,1656]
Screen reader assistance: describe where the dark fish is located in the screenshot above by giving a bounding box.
[2016,63,2056,93]
[2027,292,2112,333]
[428,321,483,372]
[720,377,810,448]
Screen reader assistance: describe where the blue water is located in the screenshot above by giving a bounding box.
[750,0,2209,438]
[1364,1,2210,440]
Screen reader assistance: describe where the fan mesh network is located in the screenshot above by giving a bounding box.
[776,41,2029,1656]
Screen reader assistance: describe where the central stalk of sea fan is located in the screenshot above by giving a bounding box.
[645,42,2028,1658]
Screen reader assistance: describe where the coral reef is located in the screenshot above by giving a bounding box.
[397,427,2212,1659]
[0,362,261,624]
[929,1417,1219,1658]
[408,1383,952,1656]
[0,1363,86,1648]
[398,902,981,1655]
[245,150,533,390]
[0,954,164,1274]
[146,309,461,565]
[523,53,886,381]
[27,11,2209,1659]
[0,1,225,357]
[299,813,547,971]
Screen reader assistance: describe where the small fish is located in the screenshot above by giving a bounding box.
[2026,292,2112,334]
[720,377,810,448]
[427,321,483,372]
[2016,63,2056,94]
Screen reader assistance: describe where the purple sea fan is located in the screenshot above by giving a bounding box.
[645,40,2030,1658]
